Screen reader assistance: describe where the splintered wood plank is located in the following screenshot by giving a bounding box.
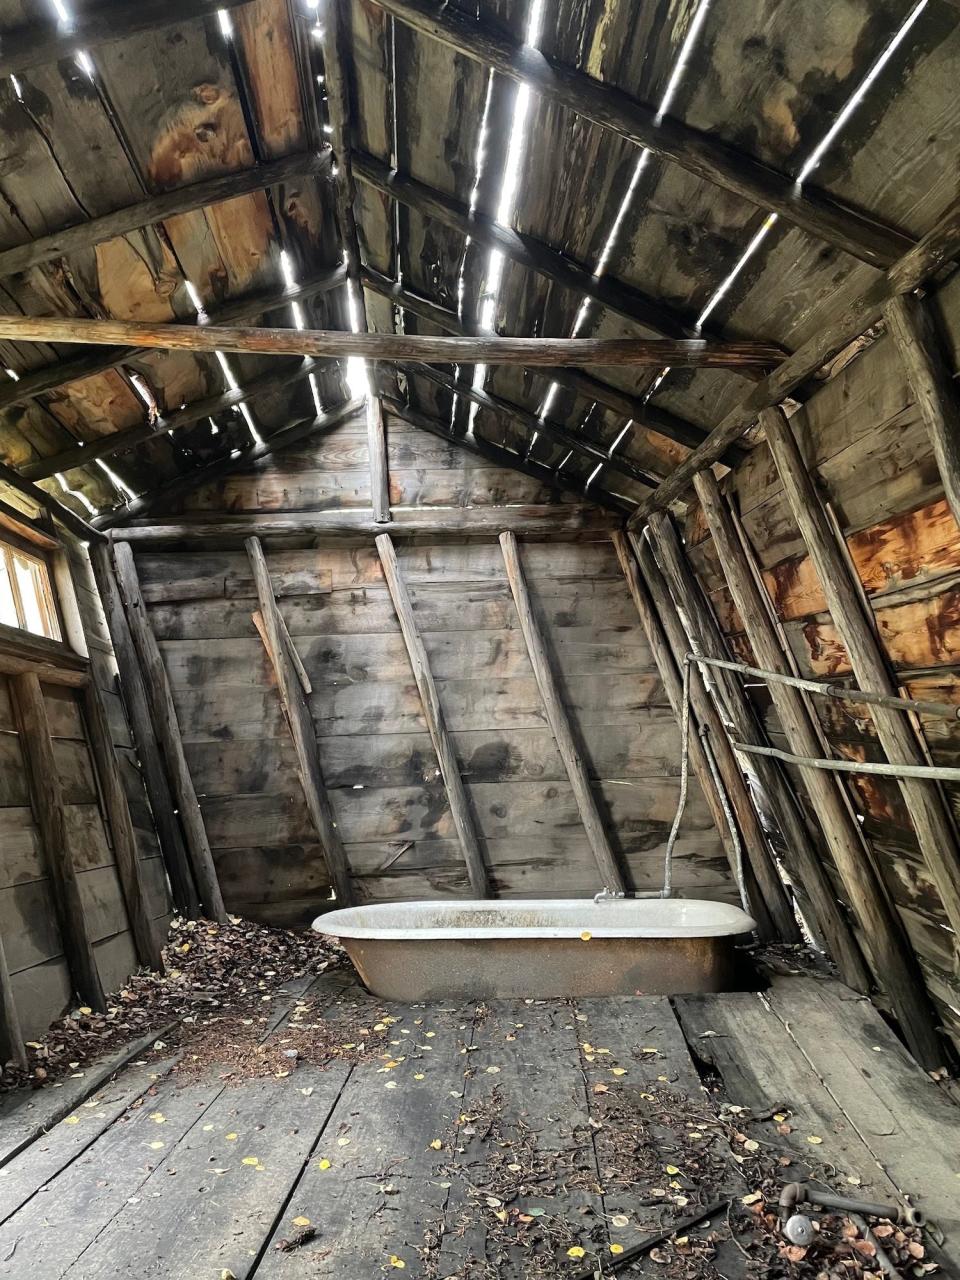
[59,1065,351,1280]
[764,976,960,1248]
[436,1001,606,1277]
[0,1057,177,1226]
[255,1001,476,1277]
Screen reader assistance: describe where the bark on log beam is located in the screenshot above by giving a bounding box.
[762,403,960,958]
[245,537,355,906]
[628,194,960,523]
[883,292,960,529]
[367,0,913,269]
[0,315,786,368]
[376,533,491,897]
[0,152,332,279]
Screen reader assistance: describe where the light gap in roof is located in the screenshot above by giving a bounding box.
[55,473,97,517]
[97,459,137,502]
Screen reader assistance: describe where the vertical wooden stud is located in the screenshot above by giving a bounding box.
[12,672,106,1012]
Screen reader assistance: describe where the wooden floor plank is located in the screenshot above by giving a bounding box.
[0,1057,177,1226]
[764,975,960,1248]
[254,998,477,1277]
[673,990,906,1202]
[436,1000,606,1277]
[60,1065,351,1279]
[0,1021,176,1170]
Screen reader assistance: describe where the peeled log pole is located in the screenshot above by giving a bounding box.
[500,532,625,893]
[612,532,763,910]
[245,538,355,906]
[376,534,490,897]
[648,511,836,944]
[89,543,199,918]
[80,677,164,971]
[694,472,919,1011]
[883,293,960,530]
[629,194,960,522]
[0,315,785,368]
[762,404,960,952]
[631,534,782,940]
[112,542,226,923]
[11,672,106,1011]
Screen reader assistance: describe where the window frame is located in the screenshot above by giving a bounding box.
[0,528,65,642]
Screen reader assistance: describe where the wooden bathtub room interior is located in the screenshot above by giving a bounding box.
[2,0,960,1275]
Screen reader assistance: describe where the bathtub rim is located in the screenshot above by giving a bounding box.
[313,897,756,942]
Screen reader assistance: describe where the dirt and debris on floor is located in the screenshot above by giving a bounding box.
[0,914,346,1093]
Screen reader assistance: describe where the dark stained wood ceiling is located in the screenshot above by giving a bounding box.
[0,0,957,525]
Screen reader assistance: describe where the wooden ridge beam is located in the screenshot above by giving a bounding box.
[376,533,491,897]
[500,530,625,892]
[0,265,348,415]
[645,511,802,943]
[762,404,960,957]
[90,543,200,919]
[395,361,658,487]
[362,267,742,462]
[367,0,913,269]
[692,469,944,1067]
[245,537,355,905]
[11,671,106,1011]
[0,0,253,81]
[357,151,779,352]
[629,194,960,523]
[883,293,960,528]
[0,152,332,280]
[112,541,226,922]
[0,314,786,368]
[318,0,390,524]
[630,533,783,941]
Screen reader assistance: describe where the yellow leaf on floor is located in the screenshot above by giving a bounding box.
[429,1139,442,1150]
[567,1246,586,1258]
[318,1158,332,1170]
[292,1216,311,1227]
[389,1256,406,1268]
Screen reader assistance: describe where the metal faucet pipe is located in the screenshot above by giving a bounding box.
[689,653,960,722]
[778,1182,923,1227]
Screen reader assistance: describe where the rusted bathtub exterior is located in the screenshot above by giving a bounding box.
[313,899,755,1000]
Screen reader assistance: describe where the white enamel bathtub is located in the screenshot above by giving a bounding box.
[314,898,755,1000]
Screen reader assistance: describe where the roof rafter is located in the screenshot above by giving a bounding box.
[361,267,743,463]
[627,193,960,523]
[366,0,914,269]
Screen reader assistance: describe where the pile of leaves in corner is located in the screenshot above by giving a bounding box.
[0,915,346,1094]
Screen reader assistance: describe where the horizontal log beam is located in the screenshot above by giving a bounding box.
[0,265,348,414]
[361,267,742,462]
[107,505,621,544]
[368,0,913,269]
[0,314,785,368]
[0,152,332,279]
[0,0,253,81]
[396,361,658,486]
[629,193,960,522]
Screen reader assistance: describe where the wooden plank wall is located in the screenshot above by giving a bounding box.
[685,268,960,1054]
[0,538,171,1041]
[133,413,734,923]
